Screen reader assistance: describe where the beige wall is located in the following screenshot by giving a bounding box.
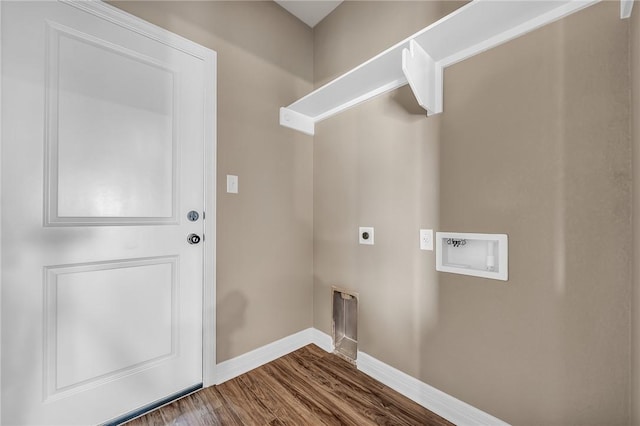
[633,3,640,425]
[109,1,634,423]
[110,1,315,362]
[314,2,631,425]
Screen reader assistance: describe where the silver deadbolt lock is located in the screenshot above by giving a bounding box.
[187,210,199,222]
[187,233,201,245]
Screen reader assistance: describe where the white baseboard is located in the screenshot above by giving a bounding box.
[214,327,508,426]
[356,351,509,426]
[309,327,334,352]
[215,327,329,384]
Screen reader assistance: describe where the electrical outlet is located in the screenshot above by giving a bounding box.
[420,229,433,251]
[359,227,374,245]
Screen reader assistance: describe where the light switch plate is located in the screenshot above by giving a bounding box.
[226,175,238,194]
[359,227,374,245]
[420,229,433,251]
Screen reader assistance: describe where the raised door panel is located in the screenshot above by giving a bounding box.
[45,23,177,225]
[44,257,178,401]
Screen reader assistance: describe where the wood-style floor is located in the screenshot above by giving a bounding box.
[126,344,453,425]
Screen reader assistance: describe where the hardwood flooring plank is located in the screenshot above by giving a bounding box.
[290,346,379,395]
[216,376,277,425]
[210,406,243,426]
[182,389,222,426]
[201,387,244,426]
[147,387,235,426]
[126,345,453,426]
[302,343,331,360]
[126,408,165,426]
[260,362,345,425]
[264,356,372,426]
[237,368,319,425]
[198,386,225,410]
[307,350,453,426]
[160,402,188,426]
[179,395,211,426]
[156,396,207,426]
[286,347,419,426]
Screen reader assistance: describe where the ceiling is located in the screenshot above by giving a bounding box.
[274,0,343,28]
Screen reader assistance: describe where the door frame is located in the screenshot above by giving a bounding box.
[0,0,218,419]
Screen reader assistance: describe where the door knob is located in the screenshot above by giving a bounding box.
[187,233,201,245]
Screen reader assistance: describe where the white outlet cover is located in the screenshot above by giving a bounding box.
[359,227,374,245]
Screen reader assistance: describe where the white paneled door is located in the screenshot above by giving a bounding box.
[1,1,216,424]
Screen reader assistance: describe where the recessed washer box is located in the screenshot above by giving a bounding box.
[435,232,508,281]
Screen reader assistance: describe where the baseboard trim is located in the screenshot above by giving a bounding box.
[356,351,509,426]
[309,327,334,352]
[215,328,508,425]
[215,327,330,384]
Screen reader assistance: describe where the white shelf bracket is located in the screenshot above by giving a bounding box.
[401,39,443,116]
[621,0,633,19]
[280,107,315,135]
[279,1,606,135]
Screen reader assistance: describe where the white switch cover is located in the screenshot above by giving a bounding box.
[420,229,433,251]
[226,175,238,194]
[359,227,374,245]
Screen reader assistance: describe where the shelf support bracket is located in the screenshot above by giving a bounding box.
[402,39,443,116]
[280,107,315,135]
[621,0,633,19]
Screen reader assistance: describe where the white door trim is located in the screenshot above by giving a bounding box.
[0,1,4,421]
[0,3,217,422]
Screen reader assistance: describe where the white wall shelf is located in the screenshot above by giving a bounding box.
[279,0,632,136]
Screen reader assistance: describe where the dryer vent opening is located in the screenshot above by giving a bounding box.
[332,287,358,363]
